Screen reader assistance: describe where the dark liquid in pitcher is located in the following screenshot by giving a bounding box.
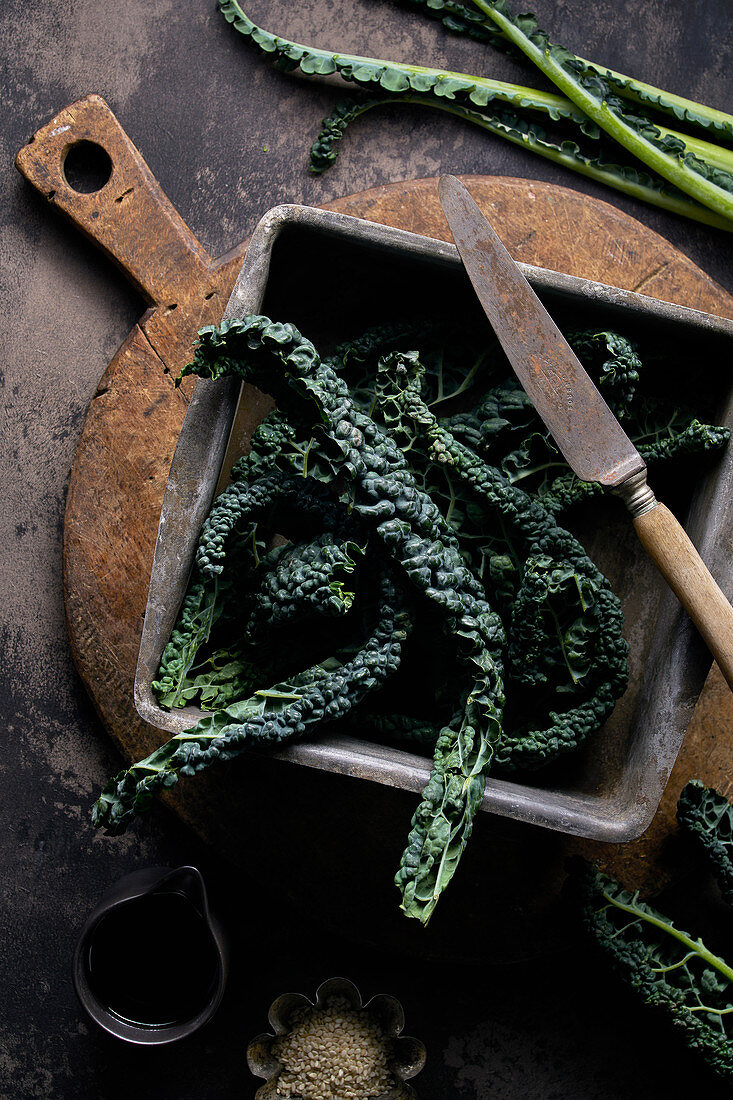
[87,891,219,1027]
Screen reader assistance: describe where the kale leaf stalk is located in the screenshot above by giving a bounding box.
[394,0,733,142]
[597,887,733,991]
[468,0,733,221]
[221,0,733,229]
[220,0,733,229]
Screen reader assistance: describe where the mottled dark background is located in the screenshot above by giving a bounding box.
[2,1,732,1096]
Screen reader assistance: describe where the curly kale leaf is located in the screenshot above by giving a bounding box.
[394,595,504,922]
[575,784,733,1081]
[151,579,220,709]
[153,412,364,713]
[575,779,733,1085]
[230,407,298,482]
[577,862,733,1081]
[507,555,598,692]
[183,316,507,923]
[310,97,393,174]
[93,567,410,834]
[566,329,641,418]
[372,350,628,770]
[166,649,263,712]
[245,534,365,637]
[326,320,420,370]
[194,471,351,579]
[444,378,535,452]
[306,89,732,231]
[219,0,583,117]
[678,780,733,907]
[630,402,730,465]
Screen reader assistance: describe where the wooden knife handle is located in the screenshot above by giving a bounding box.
[634,502,733,689]
[15,94,211,305]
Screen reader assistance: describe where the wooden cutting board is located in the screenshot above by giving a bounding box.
[17,94,732,958]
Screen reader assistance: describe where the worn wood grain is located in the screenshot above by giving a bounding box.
[633,504,733,688]
[17,95,733,958]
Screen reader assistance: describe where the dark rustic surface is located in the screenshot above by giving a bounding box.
[2,0,733,1096]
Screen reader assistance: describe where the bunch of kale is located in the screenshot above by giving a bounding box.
[92,315,727,923]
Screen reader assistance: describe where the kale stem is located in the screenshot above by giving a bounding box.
[469,0,733,223]
[650,950,697,974]
[431,351,485,405]
[574,57,733,141]
[302,437,314,477]
[507,460,569,484]
[602,890,733,985]
[359,95,733,231]
[444,467,457,526]
[222,0,588,121]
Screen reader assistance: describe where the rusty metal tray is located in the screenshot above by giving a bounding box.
[134,203,733,843]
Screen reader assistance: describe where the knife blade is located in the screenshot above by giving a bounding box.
[439,174,733,689]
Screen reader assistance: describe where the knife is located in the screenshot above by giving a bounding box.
[438,174,733,689]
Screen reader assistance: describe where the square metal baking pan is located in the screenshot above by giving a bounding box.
[134,202,733,843]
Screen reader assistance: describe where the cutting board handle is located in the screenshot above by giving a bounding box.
[15,94,212,305]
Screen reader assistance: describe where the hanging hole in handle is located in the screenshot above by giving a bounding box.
[63,140,113,194]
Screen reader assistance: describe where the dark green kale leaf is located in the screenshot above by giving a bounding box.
[566,329,641,417]
[151,579,220,709]
[678,780,733,906]
[372,349,628,770]
[94,564,411,834]
[243,534,365,643]
[576,783,733,1082]
[577,860,733,1081]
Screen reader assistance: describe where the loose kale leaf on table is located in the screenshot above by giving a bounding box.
[575,781,733,1082]
[219,0,733,230]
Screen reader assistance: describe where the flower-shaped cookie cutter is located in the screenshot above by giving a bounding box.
[247,977,426,1098]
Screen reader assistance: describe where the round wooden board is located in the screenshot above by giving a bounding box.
[31,97,730,956]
